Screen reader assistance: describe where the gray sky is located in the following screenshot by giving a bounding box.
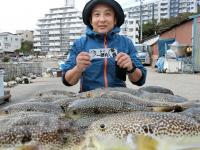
[0,0,152,33]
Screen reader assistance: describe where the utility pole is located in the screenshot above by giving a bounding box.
[152,2,156,35]
[139,0,143,43]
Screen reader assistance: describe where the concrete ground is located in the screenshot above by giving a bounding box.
[127,67,200,100]
[2,66,200,108]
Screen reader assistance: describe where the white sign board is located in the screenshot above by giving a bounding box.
[89,48,117,59]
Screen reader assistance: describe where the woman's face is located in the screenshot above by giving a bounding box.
[90,4,116,34]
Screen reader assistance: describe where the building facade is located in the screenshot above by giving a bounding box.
[174,0,197,15]
[125,0,198,23]
[198,0,200,5]
[120,11,140,43]
[33,0,86,55]
[16,30,34,42]
[0,32,21,53]
[124,1,160,24]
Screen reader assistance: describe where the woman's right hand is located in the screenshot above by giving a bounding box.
[76,52,91,72]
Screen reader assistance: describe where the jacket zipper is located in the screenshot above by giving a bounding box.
[104,34,108,88]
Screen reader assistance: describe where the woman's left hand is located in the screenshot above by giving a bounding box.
[115,52,133,71]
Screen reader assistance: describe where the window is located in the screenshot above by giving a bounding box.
[129,21,134,24]
[129,28,133,32]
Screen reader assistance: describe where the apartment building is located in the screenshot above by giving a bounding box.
[120,12,140,43]
[125,0,198,23]
[158,0,170,21]
[198,0,200,5]
[0,32,21,53]
[33,0,86,55]
[124,1,160,24]
[122,1,160,43]
[122,0,198,42]
[16,30,33,42]
[171,0,197,16]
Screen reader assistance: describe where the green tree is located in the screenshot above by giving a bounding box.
[142,21,158,40]
[2,56,10,62]
[15,49,21,55]
[141,11,200,41]
[157,12,195,33]
[20,41,33,55]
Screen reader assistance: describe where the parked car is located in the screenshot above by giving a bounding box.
[135,44,151,65]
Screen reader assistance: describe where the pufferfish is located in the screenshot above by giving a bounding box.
[85,111,200,150]
[0,111,75,150]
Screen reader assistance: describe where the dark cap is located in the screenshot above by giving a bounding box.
[82,0,125,28]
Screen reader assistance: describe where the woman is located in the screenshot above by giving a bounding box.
[61,0,147,92]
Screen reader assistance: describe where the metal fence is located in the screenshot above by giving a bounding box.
[0,62,43,81]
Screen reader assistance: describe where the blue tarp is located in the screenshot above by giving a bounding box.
[155,56,165,73]
[158,38,175,57]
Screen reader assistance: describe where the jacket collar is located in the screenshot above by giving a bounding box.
[85,26,120,40]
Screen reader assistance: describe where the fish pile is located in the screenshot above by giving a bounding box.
[0,86,200,150]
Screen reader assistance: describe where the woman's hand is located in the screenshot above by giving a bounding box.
[76,52,91,72]
[115,52,133,71]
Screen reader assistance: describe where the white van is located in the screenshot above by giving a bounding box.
[134,44,151,65]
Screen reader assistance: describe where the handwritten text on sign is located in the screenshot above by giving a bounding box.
[89,48,117,59]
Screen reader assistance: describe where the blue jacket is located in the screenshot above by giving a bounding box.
[62,26,147,92]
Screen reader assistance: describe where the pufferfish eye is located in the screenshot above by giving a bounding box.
[100,124,106,131]
[72,110,78,115]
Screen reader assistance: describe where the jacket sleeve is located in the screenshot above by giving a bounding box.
[127,39,147,86]
[131,67,147,86]
[61,39,81,86]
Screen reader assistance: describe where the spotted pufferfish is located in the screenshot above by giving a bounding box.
[84,111,200,150]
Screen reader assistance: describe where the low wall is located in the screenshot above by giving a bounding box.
[0,62,43,81]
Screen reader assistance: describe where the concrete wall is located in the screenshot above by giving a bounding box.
[0,62,43,81]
